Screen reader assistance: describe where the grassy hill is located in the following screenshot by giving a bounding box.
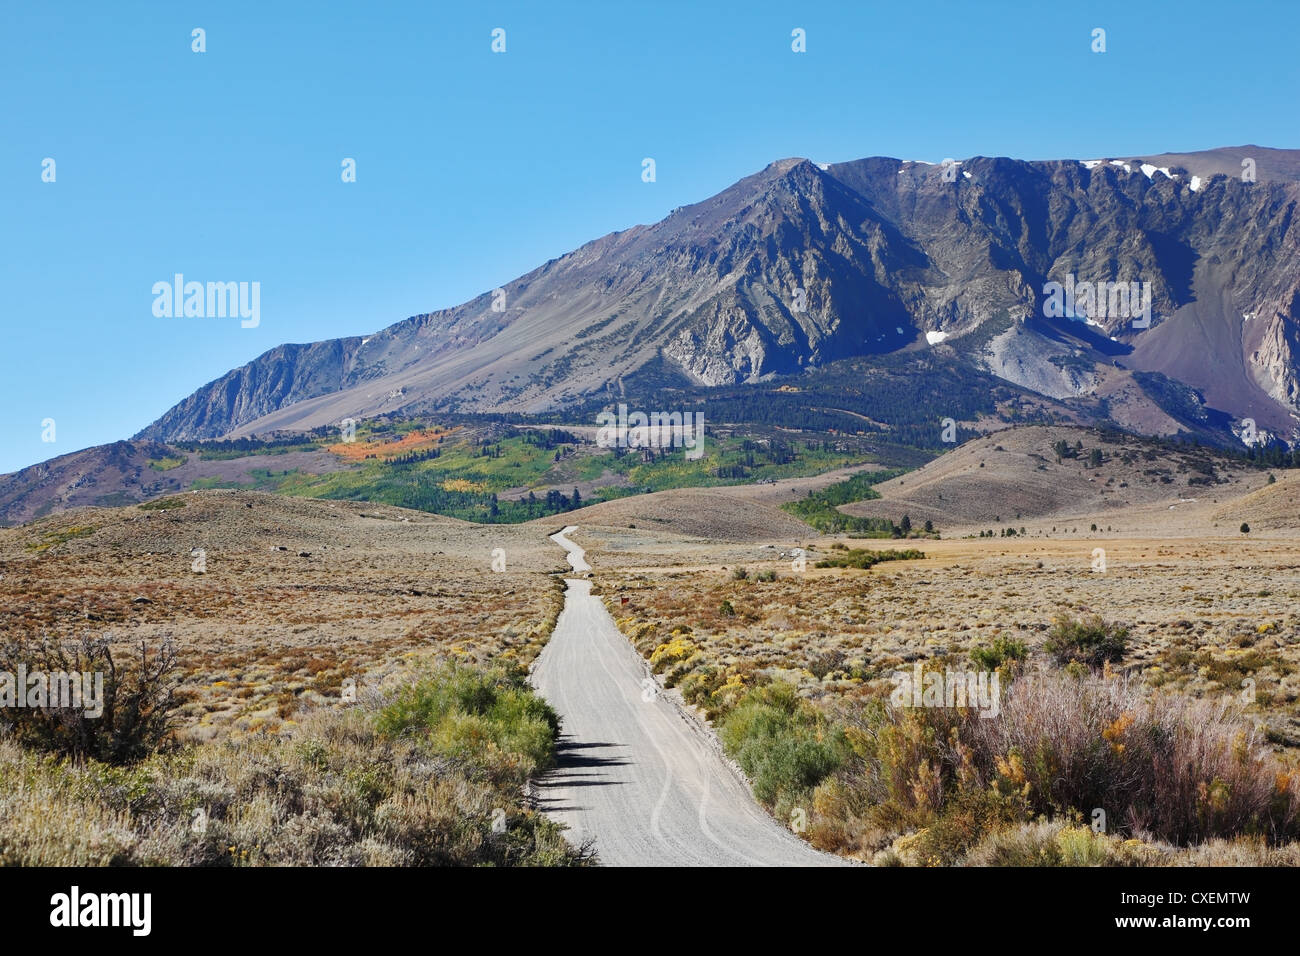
[840,425,1279,533]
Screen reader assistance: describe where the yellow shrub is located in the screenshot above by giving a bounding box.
[650,637,697,668]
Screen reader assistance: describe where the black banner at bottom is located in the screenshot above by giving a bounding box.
[0,864,1279,943]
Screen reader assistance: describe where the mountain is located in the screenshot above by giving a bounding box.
[0,440,176,521]
[0,438,347,526]
[130,146,1298,446]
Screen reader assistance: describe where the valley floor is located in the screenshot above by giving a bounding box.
[1,427,1297,864]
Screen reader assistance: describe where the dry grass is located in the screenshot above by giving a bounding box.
[0,491,568,741]
[0,665,590,867]
[598,535,1300,750]
[960,820,1300,867]
[0,493,587,866]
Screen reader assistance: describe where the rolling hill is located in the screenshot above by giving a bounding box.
[839,425,1275,531]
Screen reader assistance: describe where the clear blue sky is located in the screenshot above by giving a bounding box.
[2,0,1296,473]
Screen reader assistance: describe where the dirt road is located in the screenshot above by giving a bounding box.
[530,527,845,866]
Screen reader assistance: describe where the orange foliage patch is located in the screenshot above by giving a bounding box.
[327,426,458,461]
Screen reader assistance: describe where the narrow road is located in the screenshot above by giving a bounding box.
[530,526,846,866]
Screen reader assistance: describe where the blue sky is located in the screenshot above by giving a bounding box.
[2,0,1296,473]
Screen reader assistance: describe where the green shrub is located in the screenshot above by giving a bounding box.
[719,682,846,806]
[375,664,559,779]
[138,496,187,511]
[969,635,1028,674]
[1043,614,1128,668]
[815,548,925,570]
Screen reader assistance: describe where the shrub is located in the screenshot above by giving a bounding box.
[0,664,590,867]
[0,636,179,765]
[972,671,1299,846]
[720,682,846,807]
[963,820,1160,867]
[374,663,559,779]
[808,650,846,680]
[648,637,697,674]
[138,497,187,511]
[1043,614,1128,668]
[815,548,925,570]
[903,786,1021,865]
[732,567,749,580]
[822,668,1300,859]
[969,635,1028,674]
[677,667,750,719]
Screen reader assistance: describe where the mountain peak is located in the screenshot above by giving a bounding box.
[135,146,1300,446]
[763,157,815,173]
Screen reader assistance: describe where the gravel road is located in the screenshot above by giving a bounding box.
[530,526,847,866]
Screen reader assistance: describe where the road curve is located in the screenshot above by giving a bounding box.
[530,526,846,866]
